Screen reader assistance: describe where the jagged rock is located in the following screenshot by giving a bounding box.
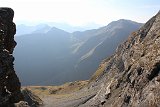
[14,101,30,107]
[79,11,160,107]
[21,88,43,107]
[0,7,24,106]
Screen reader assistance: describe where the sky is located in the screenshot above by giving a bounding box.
[0,0,160,26]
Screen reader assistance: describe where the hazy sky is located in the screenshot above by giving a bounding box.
[0,0,160,26]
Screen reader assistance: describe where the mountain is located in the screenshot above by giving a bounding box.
[14,19,142,86]
[45,22,102,32]
[16,22,102,34]
[16,24,51,35]
[27,11,160,107]
[2,7,159,107]
[14,27,73,85]
[72,19,142,80]
[80,11,160,107]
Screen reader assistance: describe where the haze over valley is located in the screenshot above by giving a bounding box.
[14,19,142,85]
[0,0,160,107]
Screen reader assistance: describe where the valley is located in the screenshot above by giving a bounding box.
[0,5,160,107]
[14,20,142,85]
[20,11,160,107]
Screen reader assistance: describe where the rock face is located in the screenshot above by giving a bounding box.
[78,11,160,107]
[0,8,23,106]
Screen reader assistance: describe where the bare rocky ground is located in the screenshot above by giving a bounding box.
[24,81,99,107]
[40,88,96,107]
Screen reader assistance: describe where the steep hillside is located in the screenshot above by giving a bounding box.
[79,11,160,107]
[72,19,142,80]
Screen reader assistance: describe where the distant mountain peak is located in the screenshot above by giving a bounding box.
[95,19,142,36]
[46,26,70,35]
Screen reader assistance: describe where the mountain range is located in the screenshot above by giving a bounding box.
[14,19,142,85]
[16,22,102,35]
[1,7,160,107]
[25,10,160,107]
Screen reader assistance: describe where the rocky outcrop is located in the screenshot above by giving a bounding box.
[79,11,160,107]
[0,8,23,106]
[21,88,43,107]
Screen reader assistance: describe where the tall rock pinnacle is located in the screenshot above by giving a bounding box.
[0,8,23,106]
